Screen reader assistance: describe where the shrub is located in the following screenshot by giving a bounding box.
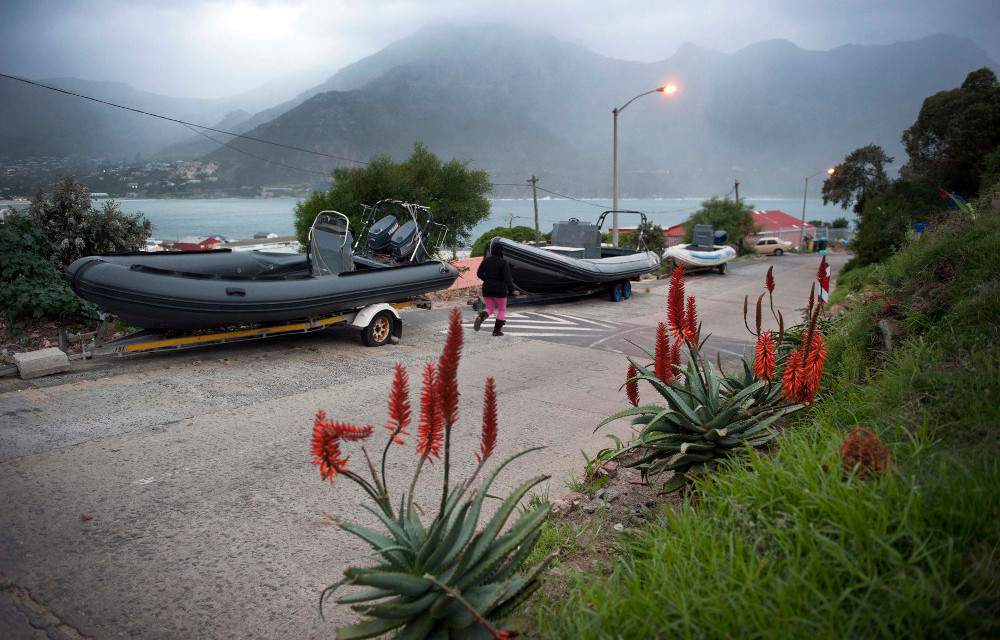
[0,214,96,321]
[470,226,538,257]
[28,175,153,271]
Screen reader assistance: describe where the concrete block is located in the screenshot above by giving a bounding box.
[12,347,70,379]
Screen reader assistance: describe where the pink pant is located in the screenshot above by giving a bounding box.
[483,297,507,320]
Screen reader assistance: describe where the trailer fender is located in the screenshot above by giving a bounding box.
[350,303,401,330]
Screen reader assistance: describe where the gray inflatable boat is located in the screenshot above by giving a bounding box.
[65,204,458,330]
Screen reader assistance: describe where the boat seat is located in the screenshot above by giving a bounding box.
[310,217,355,276]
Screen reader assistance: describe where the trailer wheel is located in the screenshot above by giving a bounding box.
[361,310,394,347]
[609,283,624,302]
[622,281,632,299]
[717,262,728,275]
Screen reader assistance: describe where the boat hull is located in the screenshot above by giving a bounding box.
[494,238,660,295]
[664,244,737,268]
[65,251,458,330]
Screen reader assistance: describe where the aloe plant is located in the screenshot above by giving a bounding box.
[596,264,830,493]
[599,337,802,493]
[313,308,556,639]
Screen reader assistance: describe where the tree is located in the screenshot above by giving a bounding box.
[821,145,894,215]
[901,68,1000,197]
[294,143,492,254]
[620,221,667,255]
[849,181,939,268]
[470,226,537,257]
[831,217,850,229]
[28,175,154,271]
[683,196,760,255]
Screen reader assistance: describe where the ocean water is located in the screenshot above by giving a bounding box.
[114,196,852,246]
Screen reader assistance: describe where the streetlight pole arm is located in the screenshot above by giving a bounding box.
[614,88,665,116]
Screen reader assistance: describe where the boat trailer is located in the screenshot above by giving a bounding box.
[0,299,428,378]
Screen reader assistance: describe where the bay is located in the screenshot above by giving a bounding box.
[114,196,852,246]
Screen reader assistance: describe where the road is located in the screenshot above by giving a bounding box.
[0,252,847,639]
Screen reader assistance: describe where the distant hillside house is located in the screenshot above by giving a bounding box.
[254,232,279,240]
[749,210,815,243]
[170,236,222,251]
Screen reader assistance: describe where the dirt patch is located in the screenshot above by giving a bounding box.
[0,316,99,365]
[548,450,684,529]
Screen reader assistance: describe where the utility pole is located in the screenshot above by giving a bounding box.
[528,175,540,245]
[734,179,740,201]
[507,213,515,229]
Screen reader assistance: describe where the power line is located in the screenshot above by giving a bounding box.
[181,124,332,177]
[0,72,367,166]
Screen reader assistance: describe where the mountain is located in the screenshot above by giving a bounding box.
[4,25,995,197]
[0,75,319,162]
[207,25,996,196]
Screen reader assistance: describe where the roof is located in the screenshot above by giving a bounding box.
[176,236,221,245]
[750,210,815,232]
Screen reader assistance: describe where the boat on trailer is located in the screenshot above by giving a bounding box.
[663,224,737,274]
[494,210,661,302]
[64,200,459,331]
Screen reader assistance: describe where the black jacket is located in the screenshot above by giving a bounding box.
[477,254,516,298]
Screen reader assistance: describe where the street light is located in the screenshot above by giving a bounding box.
[800,167,835,251]
[612,83,677,247]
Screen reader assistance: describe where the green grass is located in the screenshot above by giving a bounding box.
[525,186,1000,639]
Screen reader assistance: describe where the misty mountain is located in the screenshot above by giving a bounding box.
[0,75,319,162]
[207,25,996,196]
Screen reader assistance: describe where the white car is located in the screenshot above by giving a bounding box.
[753,237,793,256]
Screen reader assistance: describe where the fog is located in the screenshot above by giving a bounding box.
[1,0,997,99]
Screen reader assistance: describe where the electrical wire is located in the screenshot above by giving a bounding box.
[181,124,331,177]
[0,72,368,166]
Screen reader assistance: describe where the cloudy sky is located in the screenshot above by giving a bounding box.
[2,0,997,99]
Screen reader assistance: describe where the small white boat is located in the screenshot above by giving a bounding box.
[663,225,737,274]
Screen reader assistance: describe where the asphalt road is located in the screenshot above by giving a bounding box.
[0,252,847,639]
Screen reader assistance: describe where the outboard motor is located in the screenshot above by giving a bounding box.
[691,224,715,250]
[390,220,419,262]
[551,218,602,258]
[366,215,398,254]
[309,213,354,276]
[713,229,728,246]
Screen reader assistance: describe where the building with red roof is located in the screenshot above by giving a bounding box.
[749,210,815,244]
[169,236,223,251]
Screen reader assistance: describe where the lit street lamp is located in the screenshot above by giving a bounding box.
[612,83,677,247]
[800,167,835,251]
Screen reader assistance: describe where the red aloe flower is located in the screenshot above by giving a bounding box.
[416,362,443,461]
[781,332,827,405]
[753,330,776,379]
[437,307,463,428]
[684,295,698,341]
[817,255,828,283]
[667,265,686,341]
[311,414,351,481]
[654,322,671,383]
[669,342,681,382]
[765,265,775,293]
[781,347,809,403]
[803,331,828,395]
[477,377,498,464]
[384,363,411,445]
[329,420,375,442]
[626,362,639,406]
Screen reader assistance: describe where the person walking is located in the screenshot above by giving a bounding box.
[474,240,519,336]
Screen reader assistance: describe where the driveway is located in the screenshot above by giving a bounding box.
[0,252,848,639]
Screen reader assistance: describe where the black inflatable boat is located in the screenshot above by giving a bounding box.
[492,211,660,295]
[65,204,459,330]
